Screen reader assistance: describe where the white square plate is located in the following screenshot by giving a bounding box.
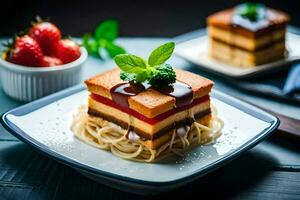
[1,85,279,195]
[174,32,300,78]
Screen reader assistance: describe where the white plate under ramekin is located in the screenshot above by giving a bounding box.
[0,47,87,102]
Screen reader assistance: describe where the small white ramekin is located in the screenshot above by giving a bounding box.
[0,47,87,102]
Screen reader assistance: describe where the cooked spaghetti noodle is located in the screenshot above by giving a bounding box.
[71,105,223,162]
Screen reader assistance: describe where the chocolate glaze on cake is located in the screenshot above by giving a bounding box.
[207,8,290,37]
[110,81,193,108]
[111,82,151,108]
[158,81,193,107]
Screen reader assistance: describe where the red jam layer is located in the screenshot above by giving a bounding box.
[90,94,210,125]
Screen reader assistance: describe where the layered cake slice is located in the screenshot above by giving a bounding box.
[85,68,213,149]
[71,42,223,162]
[207,3,290,67]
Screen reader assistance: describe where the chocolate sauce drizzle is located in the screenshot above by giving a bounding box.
[110,82,151,108]
[110,81,194,140]
[158,81,193,107]
[232,14,269,32]
[110,81,193,108]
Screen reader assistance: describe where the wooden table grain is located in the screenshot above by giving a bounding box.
[0,38,300,200]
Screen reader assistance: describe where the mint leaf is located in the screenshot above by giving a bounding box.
[120,71,148,83]
[237,3,265,21]
[115,42,176,87]
[105,42,126,58]
[95,20,118,42]
[135,71,148,83]
[83,33,101,58]
[120,71,135,81]
[114,54,146,72]
[83,20,126,59]
[148,42,175,66]
[83,34,98,54]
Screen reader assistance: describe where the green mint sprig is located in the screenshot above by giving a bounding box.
[82,20,126,59]
[237,2,266,22]
[114,42,176,87]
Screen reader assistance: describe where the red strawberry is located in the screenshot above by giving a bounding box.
[41,56,63,67]
[9,35,44,67]
[54,39,81,63]
[29,21,61,55]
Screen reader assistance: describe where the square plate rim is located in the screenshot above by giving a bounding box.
[0,84,279,186]
[173,27,300,79]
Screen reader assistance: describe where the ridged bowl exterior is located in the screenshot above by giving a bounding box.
[0,47,87,102]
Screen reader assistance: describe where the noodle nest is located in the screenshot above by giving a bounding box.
[71,105,223,162]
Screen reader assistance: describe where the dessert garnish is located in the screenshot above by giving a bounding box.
[83,20,126,59]
[236,2,266,22]
[114,42,176,87]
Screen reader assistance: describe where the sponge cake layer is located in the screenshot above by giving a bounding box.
[88,96,211,139]
[210,38,285,67]
[208,25,285,51]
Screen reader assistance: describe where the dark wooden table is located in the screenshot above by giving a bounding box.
[0,38,300,200]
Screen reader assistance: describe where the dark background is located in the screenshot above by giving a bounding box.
[1,0,300,37]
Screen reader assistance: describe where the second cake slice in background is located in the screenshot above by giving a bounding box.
[207,3,290,67]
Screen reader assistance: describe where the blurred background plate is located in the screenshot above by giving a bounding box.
[174,31,300,78]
